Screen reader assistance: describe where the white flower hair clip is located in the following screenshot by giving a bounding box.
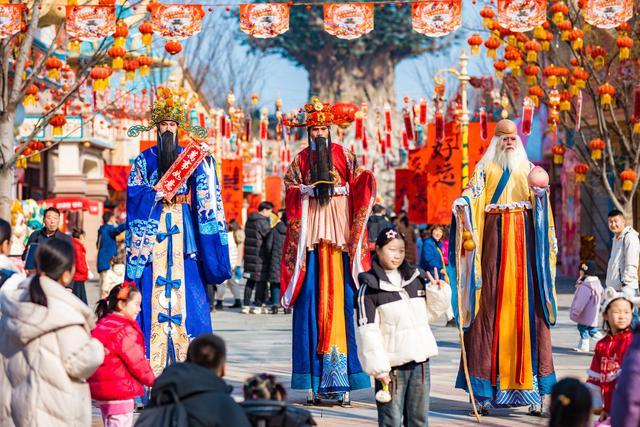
[385,229,398,239]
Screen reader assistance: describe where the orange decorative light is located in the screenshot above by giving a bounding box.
[165,40,182,55]
[574,163,589,183]
[468,34,483,55]
[598,82,616,106]
[551,144,566,165]
[493,60,508,78]
[49,114,67,137]
[114,19,129,48]
[524,40,541,63]
[569,29,584,50]
[45,57,62,80]
[621,169,637,192]
[484,37,501,59]
[108,46,126,69]
[589,138,605,160]
[617,35,633,60]
[138,20,154,49]
[524,64,540,86]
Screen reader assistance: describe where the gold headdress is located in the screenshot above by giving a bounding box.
[127,87,208,139]
[282,96,354,128]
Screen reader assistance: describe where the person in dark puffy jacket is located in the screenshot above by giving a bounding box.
[89,283,155,427]
[266,211,287,314]
[243,201,274,314]
[367,204,392,256]
[142,334,251,427]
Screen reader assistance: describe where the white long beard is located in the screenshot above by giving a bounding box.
[495,143,528,171]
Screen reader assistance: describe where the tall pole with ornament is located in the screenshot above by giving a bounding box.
[434,50,472,188]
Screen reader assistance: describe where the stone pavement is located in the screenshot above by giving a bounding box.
[89,275,591,426]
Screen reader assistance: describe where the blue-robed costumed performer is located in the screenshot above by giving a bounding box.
[126,88,231,375]
[447,119,558,415]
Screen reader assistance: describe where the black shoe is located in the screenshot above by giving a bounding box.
[214,301,223,310]
[284,308,293,315]
[229,299,242,309]
[270,306,279,314]
[446,319,457,327]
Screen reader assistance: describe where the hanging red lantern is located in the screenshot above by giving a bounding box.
[621,169,637,192]
[467,34,483,55]
[589,46,607,68]
[333,102,358,128]
[484,37,501,59]
[524,64,540,86]
[598,82,616,106]
[49,114,67,136]
[559,91,571,111]
[524,40,541,63]
[479,6,495,28]
[138,20,154,50]
[45,57,62,80]
[569,29,584,50]
[108,46,126,69]
[589,138,605,160]
[550,1,569,24]
[123,59,139,81]
[138,55,153,76]
[114,19,129,48]
[493,60,507,78]
[165,40,182,55]
[617,35,633,60]
[551,144,566,165]
[419,97,427,125]
[23,84,38,107]
[574,163,589,183]
[558,20,573,41]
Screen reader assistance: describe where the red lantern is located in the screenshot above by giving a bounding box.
[493,60,507,79]
[114,20,129,48]
[551,144,566,165]
[165,40,182,55]
[139,20,154,49]
[589,138,605,160]
[598,82,616,106]
[550,1,569,24]
[589,46,607,68]
[49,114,67,136]
[138,55,153,76]
[23,84,38,107]
[45,57,62,80]
[123,59,139,81]
[569,29,584,50]
[524,64,540,86]
[574,163,589,183]
[479,6,495,28]
[524,40,541,63]
[621,169,637,192]
[333,102,358,128]
[108,46,126,69]
[467,34,483,55]
[617,35,634,60]
[484,37,501,59]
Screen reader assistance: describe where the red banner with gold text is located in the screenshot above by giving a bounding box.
[221,159,244,223]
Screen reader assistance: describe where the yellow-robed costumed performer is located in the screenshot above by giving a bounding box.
[448,120,558,415]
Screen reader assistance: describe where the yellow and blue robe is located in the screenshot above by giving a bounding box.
[448,160,558,408]
[126,147,231,375]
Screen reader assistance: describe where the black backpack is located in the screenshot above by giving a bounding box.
[0,268,15,289]
[135,386,189,427]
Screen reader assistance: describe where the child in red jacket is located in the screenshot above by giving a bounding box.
[587,287,639,424]
[89,283,155,427]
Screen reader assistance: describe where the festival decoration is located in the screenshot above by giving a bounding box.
[411,0,462,37]
[165,40,182,55]
[521,96,535,135]
[240,3,290,38]
[484,37,501,58]
[123,59,138,81]
[583,0,633,29]
[525,40,541,62]
[260,107,269,140]
[574,163,589,183]
[108,46,126,70]
[150,4,205,40]
[50,114,67,137]
[569,28,584,50]
[496,0,547,33]
[155,141,208,200]
[90,65,111,92]
[617,34,633,60]
[598,82,616,106]
[45,57,63,80]
[323,3,374,39]
[550,1,569,24]
[419,97,427,125]
[333,102,359,129]
[114,19,128,48]
[0,4,23,39]
[552,144,566,165]
[479,106,489,140]
[558,20,573,40]
[467,34,483,55]
[524,64,540,85]
[494,60,507,78]
[138,55,153,76]
[589,46,607,68]
[354,111,364,141]
[621,169,637,191]
[589,138,605,160]
[139,20,154,49]
[480,6,496,28]
[23,85,38,107]
[66,6,116,42]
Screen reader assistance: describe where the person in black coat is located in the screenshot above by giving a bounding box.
[367,204,392,257]
[140,334,251,427]
[21,207,72,266]
[266,211,287,314]
[243,201,274,313]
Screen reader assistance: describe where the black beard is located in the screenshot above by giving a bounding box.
[308,134,334,206]
[158,130,178,179]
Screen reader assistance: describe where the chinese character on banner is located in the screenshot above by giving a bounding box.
[324,3,374,40]
[582,0,633,29]
[0,4,23,39]
[66,6,116,41]
[496,0,547,33]
[411,0,462,37]
[221,159,244,222]
[155,141,207,200]
[150,4,205,40]
[240,3,290,38]
[394,169,413,218]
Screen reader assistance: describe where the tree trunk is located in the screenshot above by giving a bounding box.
[307,52,397,109]
[0,110,15,220]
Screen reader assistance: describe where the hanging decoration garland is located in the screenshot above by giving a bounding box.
[496,0,547,33]
[582,0,634,29]
[240,3,290,38]
[323,3,375,39]
[411,0,462,37]
[149,3,206,54]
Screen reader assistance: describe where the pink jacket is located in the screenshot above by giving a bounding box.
[570,276,604,327]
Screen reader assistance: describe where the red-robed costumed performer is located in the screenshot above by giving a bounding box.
[280,97,376,406]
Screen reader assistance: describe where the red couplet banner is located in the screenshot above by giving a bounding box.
[265,176,283,212]
[404,121,495,225]
[221,159,244,223]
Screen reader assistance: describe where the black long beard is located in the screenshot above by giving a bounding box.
[308,132,334,206]
[158,130,179,179]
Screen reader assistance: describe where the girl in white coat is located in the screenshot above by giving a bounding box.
[356,227,450,427]
[0,238,104,427]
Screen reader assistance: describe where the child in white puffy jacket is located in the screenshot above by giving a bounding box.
[356,227,450,426]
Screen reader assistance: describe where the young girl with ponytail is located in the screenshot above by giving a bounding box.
[89,283,155,427]
[0,238,104,426]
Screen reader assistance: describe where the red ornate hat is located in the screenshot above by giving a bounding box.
[283,96,355,128]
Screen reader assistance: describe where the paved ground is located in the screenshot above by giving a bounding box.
[88,276,591,426]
